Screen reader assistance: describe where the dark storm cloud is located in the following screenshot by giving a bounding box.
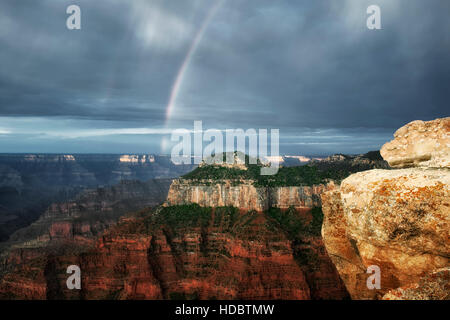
[177,0,450,130]
[0,0,448,154]
[0,0,205,117]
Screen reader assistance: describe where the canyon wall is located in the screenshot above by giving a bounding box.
[3,179,172,251]
[0,151,393,300]
[0,206,349,300]
[321,117,449,300]
[165,180,267,211]
[166,179,333,211]
[269,185,330,209]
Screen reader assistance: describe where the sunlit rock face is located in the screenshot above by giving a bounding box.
[321,188,373,299]
[0,207,350,300]
[165,179,332,211]
[119,155,155,163]
[322,117,450,300]
[269,185,331,209]
[381,117,449,168]
[165,180,267,211]
[340,169,449,258]
[79,212,313,300]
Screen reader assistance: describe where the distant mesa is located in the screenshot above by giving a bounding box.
[166,150,388,211]
[119,154,155,163]
[23,154,76,162]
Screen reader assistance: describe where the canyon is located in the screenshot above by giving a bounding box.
[0,117,447,301]
[1,152,384,299]
[2,179,172,251]
[0,154,195,241]
[0,204,349,300]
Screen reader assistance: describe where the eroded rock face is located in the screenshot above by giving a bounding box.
[321,189,372,299]
[340,169,449,257]
[380,117,450,168]
[322,168,449,299]
[166,180,267,211]
[269,186,329,209]
[82,216,312,300]
[0,208,349,300]
[166,179,331,211]
[3,179,172,250]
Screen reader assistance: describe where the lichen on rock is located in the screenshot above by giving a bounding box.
[322,117,450,300]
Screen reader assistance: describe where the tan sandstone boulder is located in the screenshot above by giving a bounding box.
[322,168,449,299]
[321,188,374,299]
[322,117,450,299]
[341,168,449,257]
[380,117,450,168]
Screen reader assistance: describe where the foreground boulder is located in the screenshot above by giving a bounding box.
[322,117,450,299]
[381,117,449,168]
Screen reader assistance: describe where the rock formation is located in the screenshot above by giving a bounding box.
[0,149,405,300]
[0,154,195,242]
[381,117,449,168]
[165,179,331,211]
[0,163,351,299]
[2,179,172,251]
[322,117,449,299]
[166,180,267,211]
[0,205,350,300]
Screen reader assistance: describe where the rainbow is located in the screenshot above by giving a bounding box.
[165,0,225,124]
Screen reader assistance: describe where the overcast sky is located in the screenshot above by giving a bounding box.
[0,0,448,155]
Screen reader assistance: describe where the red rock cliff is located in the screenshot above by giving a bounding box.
[0,205,349,300]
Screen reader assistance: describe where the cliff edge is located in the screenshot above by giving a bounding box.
[322,117,449,299]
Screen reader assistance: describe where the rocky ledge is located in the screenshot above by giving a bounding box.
[381,117,449,168]
[322,117,449,300]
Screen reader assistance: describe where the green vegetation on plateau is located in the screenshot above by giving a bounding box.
[181,151,388,186]
[182,163,343,186]
[182,162,358,186]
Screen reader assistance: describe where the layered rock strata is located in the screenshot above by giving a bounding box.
[0,207,350,300]
[166,179,332,211]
